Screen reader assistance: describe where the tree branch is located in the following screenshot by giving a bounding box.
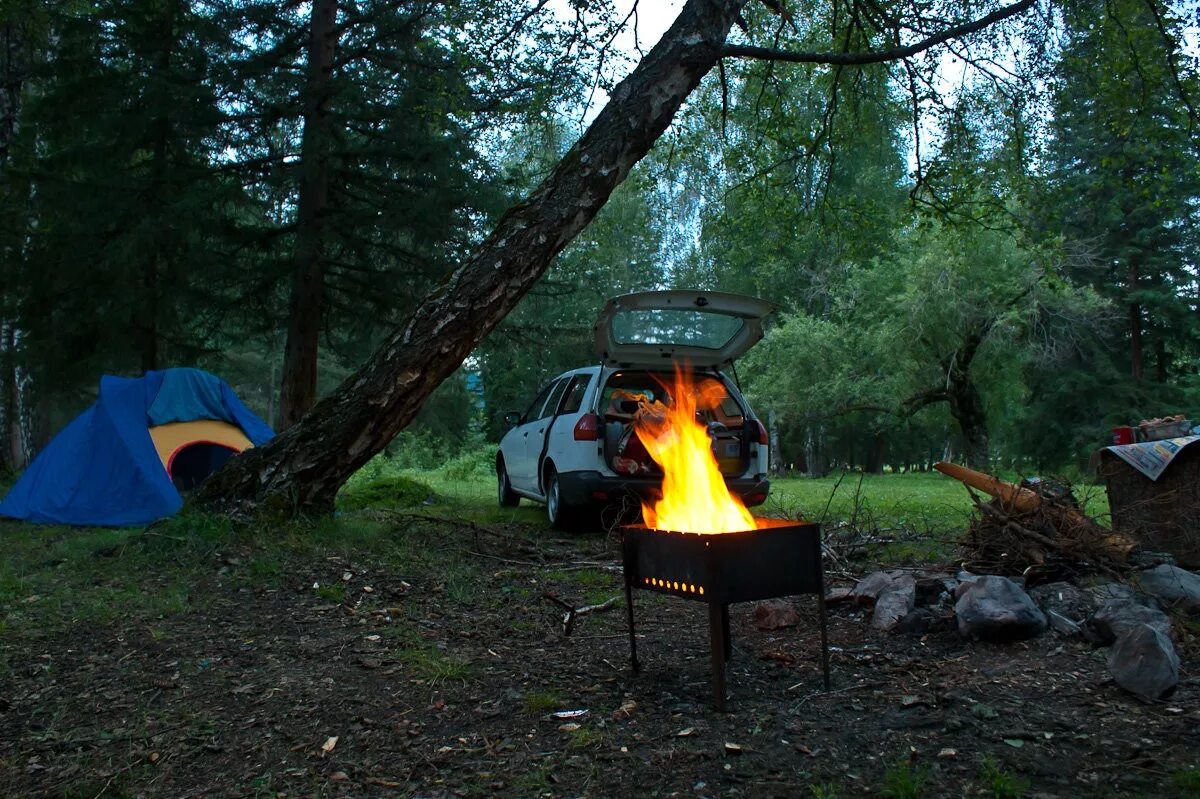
[721,0,1034,65]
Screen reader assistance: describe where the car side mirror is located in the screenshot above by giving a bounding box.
[504,411,521,427]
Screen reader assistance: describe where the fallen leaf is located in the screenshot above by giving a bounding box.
[552,709,588,719]
[559,723,581,732]
[364,635,381,642]
[321,736,339,753]
[794,743,813,756]
[613,699,637,719]
[900,695,921,707]
[724,742,743,756]
[1003,738,1024,748]
[938,748,957,759]
[147,752,160,764]
[330,771,348,782]
[761,650,795,664]
[342,572,353,582]
[676,728,696,738]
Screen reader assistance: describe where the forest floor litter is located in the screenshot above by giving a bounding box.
[2,515,1199,798]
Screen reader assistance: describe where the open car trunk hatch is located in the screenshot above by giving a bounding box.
[593,290,777,369]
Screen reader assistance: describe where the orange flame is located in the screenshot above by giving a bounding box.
[632,366,757,533]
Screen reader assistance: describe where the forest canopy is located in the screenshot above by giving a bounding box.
[1,0,1197,494]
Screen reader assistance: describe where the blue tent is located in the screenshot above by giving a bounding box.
[0,368,274,526]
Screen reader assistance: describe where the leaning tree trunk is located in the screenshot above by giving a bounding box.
[193,0,751,517]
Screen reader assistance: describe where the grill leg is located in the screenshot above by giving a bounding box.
[709,602,727,711]
[721,603,732,662]
[818,591,830,690]
[625,583,639,673]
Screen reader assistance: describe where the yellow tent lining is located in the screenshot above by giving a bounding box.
[148,420,253,472]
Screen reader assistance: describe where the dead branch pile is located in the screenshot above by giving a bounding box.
[960,487,1135,581]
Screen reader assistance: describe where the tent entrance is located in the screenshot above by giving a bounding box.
[169,442,237,492]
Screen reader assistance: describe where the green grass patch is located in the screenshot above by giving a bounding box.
[1172,767,1200,798]
[522,690,566,715]
[979,757,1029,798]
[337,473,435,512]
[881,759,930,799]
[397,645,473,684]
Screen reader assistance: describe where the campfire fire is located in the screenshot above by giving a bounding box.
[632,366,758,534]
[618,364,828,709]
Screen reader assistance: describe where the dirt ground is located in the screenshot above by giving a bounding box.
[2,518,1198,798]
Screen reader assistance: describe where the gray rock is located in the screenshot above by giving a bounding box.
[1087,597,1174,645]
[852,571,914,606]
[1028,582,1093,622]
[1137,565,1200,610]
[1128,550,1176,570]
[1046,610,1082,638]
[1107,623,1180,700]
[1085,582,1141,607]
[953,572,980,599]
[955,575,1047,641]
[873,583,917,631]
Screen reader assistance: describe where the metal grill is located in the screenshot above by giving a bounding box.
[621,519,829,710]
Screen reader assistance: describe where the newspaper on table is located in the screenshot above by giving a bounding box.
[1104,435,1200,481]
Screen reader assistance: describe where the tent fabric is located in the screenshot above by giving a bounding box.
[0,369,274,526]
[149,421,254,470]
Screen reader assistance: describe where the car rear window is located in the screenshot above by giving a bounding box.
[610,309,744,350]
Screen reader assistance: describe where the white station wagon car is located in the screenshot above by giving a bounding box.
[496,290,776,528]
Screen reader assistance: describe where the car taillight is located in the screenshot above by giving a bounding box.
[755,420,769,445]
[574,413,600,441]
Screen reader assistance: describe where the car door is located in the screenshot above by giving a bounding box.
[538,372,596,480]
[509,378,562,493]
[520,377,570,495]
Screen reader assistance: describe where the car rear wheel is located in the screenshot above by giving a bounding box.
[497,460,520,507]
[544,466,573,530]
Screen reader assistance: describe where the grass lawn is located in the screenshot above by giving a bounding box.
[0,468,1190,799]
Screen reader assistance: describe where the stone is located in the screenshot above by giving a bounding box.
[1137,565,1200,611]
[824,586,854,604]
[1086,598,1174,645]
[1107,623,1180,700]
[1046,610,1082,638]
[851,571,913,606]
[753,599,802,630]
[954,575,1047,641]
[873,584,916,631]
[1085,582,1140,607]
[1028,581,1093,623]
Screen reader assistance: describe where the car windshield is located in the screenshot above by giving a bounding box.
[609,308,744,351]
